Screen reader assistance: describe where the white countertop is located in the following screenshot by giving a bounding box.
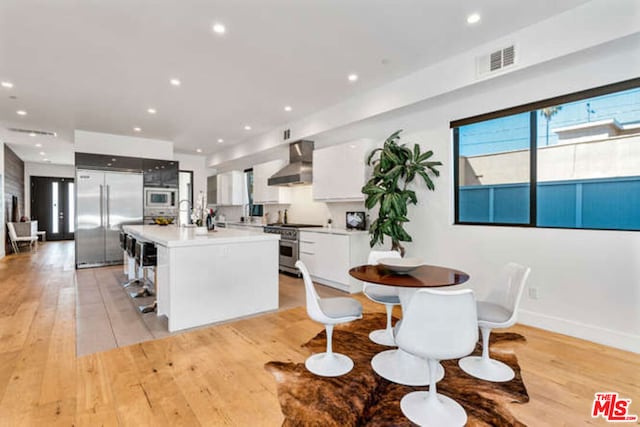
[124,224,279,248]
[299,227,369,235]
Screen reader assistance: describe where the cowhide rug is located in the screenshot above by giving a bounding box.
[265,313,528,426]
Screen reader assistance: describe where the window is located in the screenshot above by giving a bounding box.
[244,169,263,217]
[453,78,640,231]
[51,181,59,234]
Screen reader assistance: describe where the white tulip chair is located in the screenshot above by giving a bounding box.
[362,250,402,346]
[396,288,478,427]
[296,260,363,377]
[458,262,531,382]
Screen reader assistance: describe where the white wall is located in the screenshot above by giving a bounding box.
[74,130,173,160]
[173,153,208,202]
[307,35,640,353]
[23,162,75,217]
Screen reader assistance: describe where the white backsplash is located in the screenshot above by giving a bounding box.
[214,185,368,227]
[213,205,243,221]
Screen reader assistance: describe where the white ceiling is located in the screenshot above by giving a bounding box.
[0,0,589,165]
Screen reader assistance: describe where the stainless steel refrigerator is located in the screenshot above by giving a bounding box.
[75,169,143,268]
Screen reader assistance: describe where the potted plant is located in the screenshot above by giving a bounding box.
[191,191,208,234]
[361,130,442,256]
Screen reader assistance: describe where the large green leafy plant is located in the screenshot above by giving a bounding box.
[362,130,442,255]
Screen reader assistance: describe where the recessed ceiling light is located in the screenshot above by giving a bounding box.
[147,108,157,114]
[1,81,13,88]
[244,125,252,130]
[111,158,116,162]
[217,138,224,143]
[35,143,42,148]
[16,110,27,116]
[107,163,112,166]
[170,78,181,86]
[467,13,481,24]
[284,106,292,112]
[39,151,45,156]
[348,74,358,82]
[43,158,49,162]
[29,132,36,137]
[196,148,203,153]
[133,127,142,132]
[212,23,226,34]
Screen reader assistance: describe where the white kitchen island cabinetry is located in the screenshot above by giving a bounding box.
[313,139,374,202]
[299,228,369,293]
[124,225,279,332]
[253,159,291,204]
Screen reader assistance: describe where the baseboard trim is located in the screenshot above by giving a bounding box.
[519,309,639,354]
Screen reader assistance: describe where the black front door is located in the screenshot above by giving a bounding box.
[31,176,75,241]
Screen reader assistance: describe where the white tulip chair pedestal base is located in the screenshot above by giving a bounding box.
[459,326,516,382]
[305,353,354,377]
[458,355,515,382]
[371,349,445,386]
[369,328,396,346]
[401,390,467,427]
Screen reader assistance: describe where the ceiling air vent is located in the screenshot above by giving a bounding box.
[477,45,516,77]
[9,127,57,137]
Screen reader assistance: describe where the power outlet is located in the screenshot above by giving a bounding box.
[528,287,539,300]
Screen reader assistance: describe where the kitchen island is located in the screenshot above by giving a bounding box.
[123,225,280,332]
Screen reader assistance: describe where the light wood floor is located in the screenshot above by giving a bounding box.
[0,242,638,426]
[75,262,345,356]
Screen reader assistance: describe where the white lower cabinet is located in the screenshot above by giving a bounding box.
[299,230,369,293]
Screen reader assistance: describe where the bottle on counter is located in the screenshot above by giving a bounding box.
[283,209,288,224]
[206,209,215,230]
[277,210,282,224]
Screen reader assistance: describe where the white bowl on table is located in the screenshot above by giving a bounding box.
[378,257,423,274]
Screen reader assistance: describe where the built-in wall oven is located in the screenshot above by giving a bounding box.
[263,224,322,275]
[144,187,178,221]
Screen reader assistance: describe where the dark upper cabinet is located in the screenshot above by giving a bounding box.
[75,153,179,188]
[142,159,179,188]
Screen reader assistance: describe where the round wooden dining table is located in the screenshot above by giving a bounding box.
[349,263,470,386]
[349,264,469,289]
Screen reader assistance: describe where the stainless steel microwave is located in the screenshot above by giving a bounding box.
[144,187,177,209]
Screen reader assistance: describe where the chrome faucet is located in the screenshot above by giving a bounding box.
[243,203,251,222]
[178,199,192,227]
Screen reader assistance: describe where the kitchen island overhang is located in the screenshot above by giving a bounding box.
[124,225,280,332]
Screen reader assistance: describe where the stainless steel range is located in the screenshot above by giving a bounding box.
[263,224,322,275]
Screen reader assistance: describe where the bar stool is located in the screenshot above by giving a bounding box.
[129,241,156,301]
[122,235,141,287]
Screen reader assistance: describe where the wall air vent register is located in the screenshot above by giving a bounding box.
[476,45,516,77]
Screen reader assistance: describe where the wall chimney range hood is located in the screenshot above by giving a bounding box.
[268,140,314,186]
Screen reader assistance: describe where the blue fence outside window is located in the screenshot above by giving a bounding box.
[459,176,640,230]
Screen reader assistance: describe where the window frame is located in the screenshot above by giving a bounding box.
[452,77,640,231]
